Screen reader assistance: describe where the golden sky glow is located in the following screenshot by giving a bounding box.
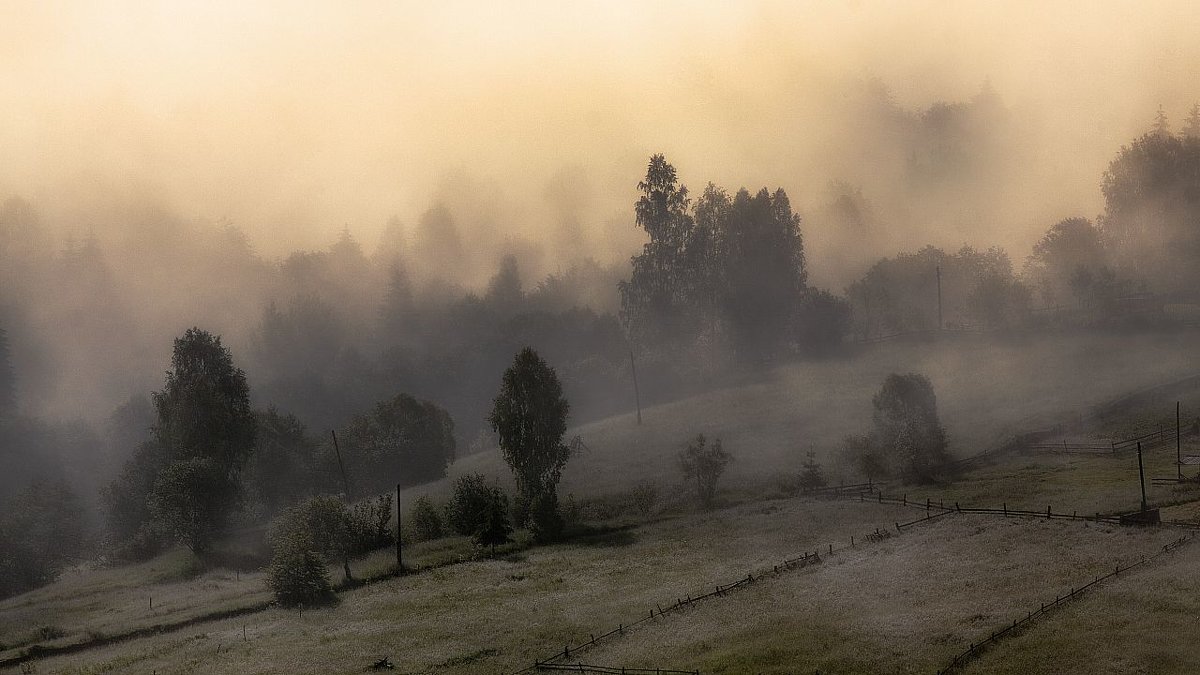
[4,1,1200,258]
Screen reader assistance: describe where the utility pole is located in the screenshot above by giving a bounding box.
[1138,441,1148,512]
[935,264,943,330]
[1178,401,1183,480]
[330,430,352,500]
[395,483,404,573]
[330,429,354,583]
[629,349,642,425]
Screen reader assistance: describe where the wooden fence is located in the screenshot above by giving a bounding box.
[936,532,1196,674]
[1028,424,1191,454]
[848,489,1200,530]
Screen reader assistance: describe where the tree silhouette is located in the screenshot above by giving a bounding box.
[0,326,13,418]
[340,393,455,494]
[677,434,731,507]
[489,347,570,539]
[870,373,948,483]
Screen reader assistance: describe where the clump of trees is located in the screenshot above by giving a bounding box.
[266,492,397,606]
[846,373,949,484]
[340,393,456,495]
[847,245,1030,338]
[1101,121,1200,294]
[620,155,846,362]
[490,347,571,542]
[677,434,732,507]
[1022,217,1117,313]
[104,328,256,556]
[244,408,322,516]
[0,480,85,598]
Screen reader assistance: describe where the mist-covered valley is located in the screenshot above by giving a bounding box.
[6,3,1200,673]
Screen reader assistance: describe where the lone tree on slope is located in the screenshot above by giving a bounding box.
[862,372,949,484]
[489,347,571,542]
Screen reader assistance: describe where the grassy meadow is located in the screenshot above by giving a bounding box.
[4,330,1200,674]
[407,331,1200,508]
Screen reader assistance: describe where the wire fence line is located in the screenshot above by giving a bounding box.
[1028,423,1196,454]
[830,488,1200,530]
[513,503,957,675]
[936,531,1197,674]
[533,664,699,674]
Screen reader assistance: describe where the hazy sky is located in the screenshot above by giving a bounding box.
[4,1,1200,258]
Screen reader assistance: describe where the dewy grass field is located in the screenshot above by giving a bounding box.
[4,332,1200,674]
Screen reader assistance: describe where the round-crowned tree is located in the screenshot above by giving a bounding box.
[128,328,256,554]
[341,393,455,495]
[870,372,949,483]
[489,347,571,542]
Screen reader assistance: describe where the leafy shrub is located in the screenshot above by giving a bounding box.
[267,531,334,608]
[677,434,732,507]
[409,496,443,542]
[345,494,395,557]
[474,487,512,552]
[446,474,493,536]
[266,498,346,607]
[630,482,658,516]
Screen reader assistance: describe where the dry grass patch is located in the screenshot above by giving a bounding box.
[904,443,1200,516]
[963,534,1200,675]
[573,517,1181,674]
[0,549,270,656]
[11,499,920,675]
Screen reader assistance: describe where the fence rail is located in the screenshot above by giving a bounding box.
[843,486,1200,530]
[936,532,1196,674]
[1028,420,1195,454]
[534,664,699,674]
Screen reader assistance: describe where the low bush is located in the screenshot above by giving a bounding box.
[410,496,443,542]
